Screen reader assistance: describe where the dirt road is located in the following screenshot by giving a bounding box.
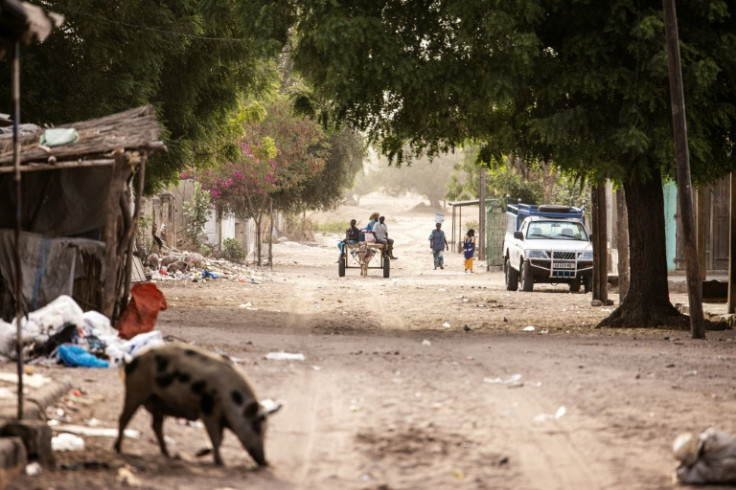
[9,198,736,489]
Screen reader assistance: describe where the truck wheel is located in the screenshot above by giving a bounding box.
[505,258,518,291]
[383,254,390,278]
[569,280,581,293]
[520,261,534,292]
[338,256,345,277]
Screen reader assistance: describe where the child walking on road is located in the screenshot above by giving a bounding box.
[464,229,476,273]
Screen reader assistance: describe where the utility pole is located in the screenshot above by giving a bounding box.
[663,0,704,338]
[479,166,486,260]
[729,173,736,313]
[591,184,609,304]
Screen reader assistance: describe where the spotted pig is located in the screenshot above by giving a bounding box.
[114,344,281,466]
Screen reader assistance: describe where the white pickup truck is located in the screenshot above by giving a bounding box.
[502,204,593,293]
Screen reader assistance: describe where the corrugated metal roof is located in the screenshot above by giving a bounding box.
[447,198,501,207]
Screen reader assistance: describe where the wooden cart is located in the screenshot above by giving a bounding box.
[338,242,390,278]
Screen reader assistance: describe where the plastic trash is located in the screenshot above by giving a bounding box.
[116,466,142,487]
[533,406,567,423]
[57,345,108,368]
[82,310,117,337]
[25,462,42,476]
[15,295,84,346]
[0,320,15,357]
[34,322,77,357]
[265,352,305,361]
[0,372,51,388]
[442,322,451,329]
[675,428,736,484]
[40,128,79,147]
[555,406,567,419]
[522,326,535,332]
[106,330,164,366]
[51,432,85,451]
[422,339,432,346]
[52,424,139,439]
[484,374,523,385]
[202,269,219,280]
[117,282,167,340]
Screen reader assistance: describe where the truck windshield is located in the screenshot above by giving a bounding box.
[526,221,588,240]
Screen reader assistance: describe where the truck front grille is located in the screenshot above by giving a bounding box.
[552,251,576,260]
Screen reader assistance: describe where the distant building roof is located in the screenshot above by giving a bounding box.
[447,198,501,208]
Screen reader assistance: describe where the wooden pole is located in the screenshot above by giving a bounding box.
[119,156,146,322]
[11,42,23,420]
[728,173,736,313]
[479,167,486,259]
[591,184,609,303]
[268,198,274,269]
[597,185,609,303]
[451,204,456,252]
[0,158,115,173]
[696,187,707,281]
[591,186,601,300]
[102,150,129,319]
[663,0,704,338]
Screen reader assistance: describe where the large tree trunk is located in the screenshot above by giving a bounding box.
[615,187,630,302]
[598,171,687,328]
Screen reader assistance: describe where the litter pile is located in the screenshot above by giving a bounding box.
[0,289,167,368]
[144,249,268,284]
[674,428,736,484]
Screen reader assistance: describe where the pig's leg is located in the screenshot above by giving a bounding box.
[114,392,145,453]
[151,410,170,457]
[202,416,224,466]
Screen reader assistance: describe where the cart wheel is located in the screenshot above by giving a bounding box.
[338,256,345,277]
[383,254,390,278]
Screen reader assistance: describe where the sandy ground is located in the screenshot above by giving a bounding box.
[8,194,736,490]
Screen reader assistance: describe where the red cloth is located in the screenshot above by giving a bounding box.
[117,282,167,340]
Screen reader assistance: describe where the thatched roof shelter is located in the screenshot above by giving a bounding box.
[0,105,165,322]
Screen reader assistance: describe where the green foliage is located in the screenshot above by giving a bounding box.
[0,0,295,194]
[272,128,365,213]
[290,0,736,183]
[182,181,211,249]
[198,94,326,221]
[465,220,479,233]
[286,0,736,325]
[222,238,246,263]
[446,149,544,205]
[487,170,543,205]
[291,0,539,165]
[312,221,347,235]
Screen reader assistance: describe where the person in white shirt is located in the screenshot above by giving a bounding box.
[372,216,397,260]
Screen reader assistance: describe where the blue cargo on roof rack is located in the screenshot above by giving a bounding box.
[506,203,586,233]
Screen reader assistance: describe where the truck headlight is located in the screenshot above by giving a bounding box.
[527,250,549,259]
[578,252,593,260]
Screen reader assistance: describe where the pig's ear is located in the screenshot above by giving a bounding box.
[244,400,260,419]
[260,399,283,416]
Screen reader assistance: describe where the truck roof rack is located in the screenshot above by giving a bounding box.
[506,203,586,230]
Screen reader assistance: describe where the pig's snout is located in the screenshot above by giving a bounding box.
[248,445,267,467]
